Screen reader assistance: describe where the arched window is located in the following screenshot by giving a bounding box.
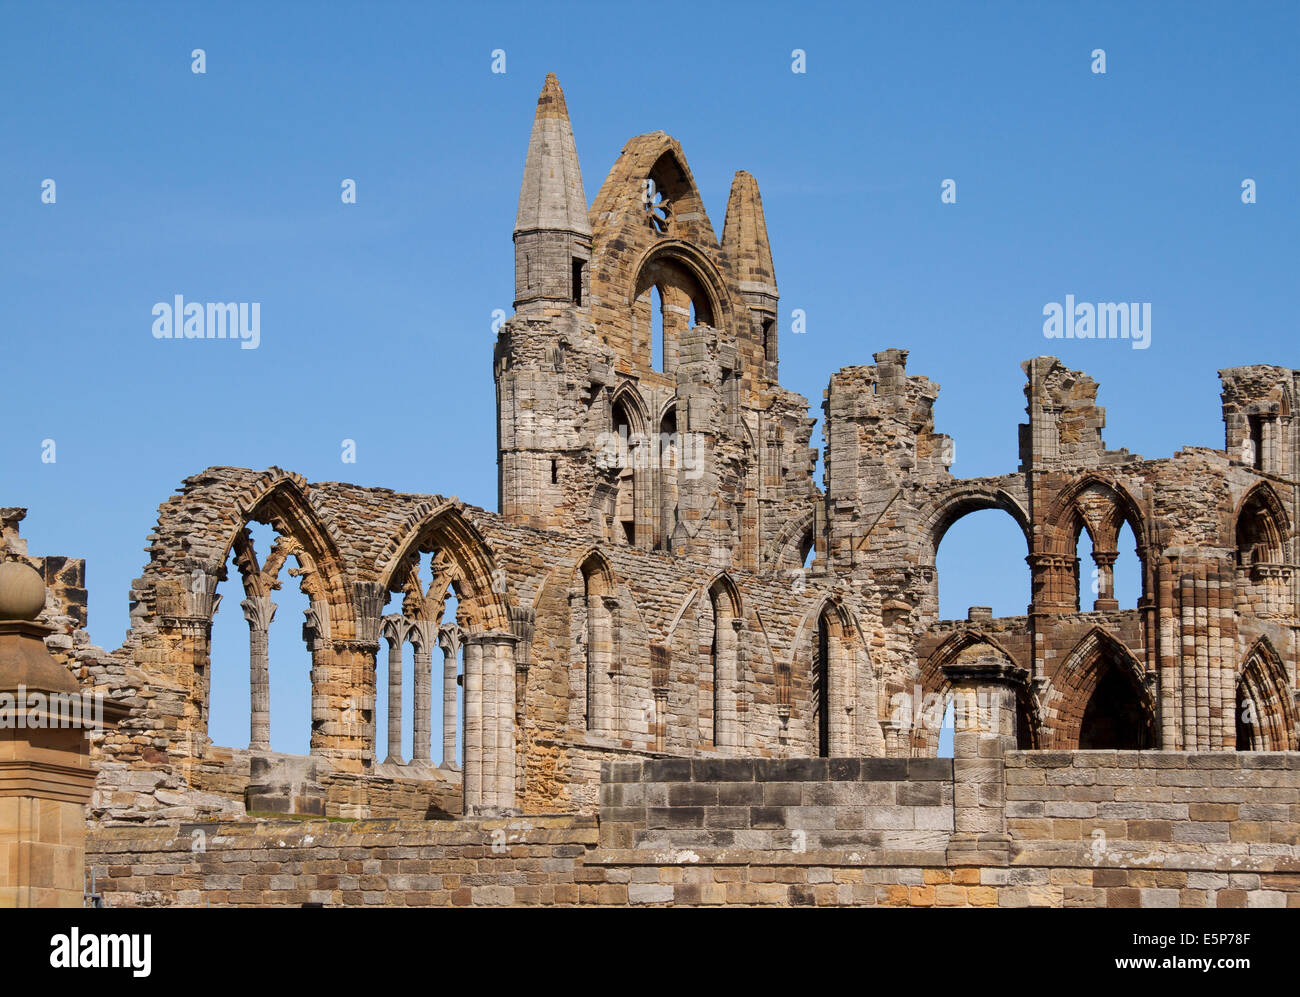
[634,253,716,375]
[1236,642,1297,751]
[611,399,637,545]
[812,609,831,757]
[650,286,665,372]
[1055,632,1154,750]
[701,579,740,751]
[1079,666,1152,749]
[376,550,455,768]
[934,508,1029,619]
[658,406,679,551]
[580,557,617,736]
[210,520,315,755]
[1235,485,1290,617]
[810,604,852,757]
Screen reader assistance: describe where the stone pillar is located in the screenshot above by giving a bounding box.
[409,621,434,765]
[241,595,276,752]
[943,659,1025,866]
[0,562,124,907]
[1091,550,1118,611]
[380,615,407,765]
[437,623,462,769]
[462,631,519,814]
[489,632,520,810]
[462,635,484,809]
[304,600,331,759]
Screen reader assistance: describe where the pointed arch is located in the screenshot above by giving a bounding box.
[610,382,650,438]
[916,629,1037,755]
[1042,477,1153,555]
[569,547,620,736]
[1237,637,1297,750]
[376,503,511,633]
[701,572,744,751]
[216,472,351,626]
[1039,477,1156,612]
[1051,628,1155,749]
[789,596,881,758]
[1235,482,1290,567]
[706,571,743,619]
[631,240,733,339]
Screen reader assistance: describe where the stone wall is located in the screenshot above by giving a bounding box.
[86,750,1300,907]
[599,756,953,855]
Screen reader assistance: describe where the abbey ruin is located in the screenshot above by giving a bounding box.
[5,74,1298,907]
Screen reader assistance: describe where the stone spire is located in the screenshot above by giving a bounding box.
[513,74,591,311]
[514,73,590,236]
[721,170,779,375]
[721,170,777,297]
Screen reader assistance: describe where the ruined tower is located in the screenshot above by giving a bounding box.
[495,75,818,570]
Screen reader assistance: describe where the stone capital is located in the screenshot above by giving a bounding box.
[240,594,277,631]
[942,660,1028,690]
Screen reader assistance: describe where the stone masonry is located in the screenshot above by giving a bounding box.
[4,74,1298,907]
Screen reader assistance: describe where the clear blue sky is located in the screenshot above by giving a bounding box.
[2,1,1296,754]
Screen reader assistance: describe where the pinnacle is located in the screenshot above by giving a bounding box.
[534,72,570,121]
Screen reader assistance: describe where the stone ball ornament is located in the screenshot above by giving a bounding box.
[0,560,47,621]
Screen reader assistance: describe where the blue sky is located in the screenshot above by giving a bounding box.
[2,1,1296,754]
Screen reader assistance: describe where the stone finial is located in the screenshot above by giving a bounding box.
[0,561,46,621]
[0,560,77,696]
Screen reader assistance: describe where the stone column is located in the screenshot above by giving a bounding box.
[410,620,434,765]
[437,623,462,769]
[241,595,276,752]
[462,631,520,814]
[462,635,485,810]
[1091,550,1118,611]
[380,615,407,765]
[304,600,331,758]
[0,562,125,907]
[489,631,520,810]
[943,658,1025,866]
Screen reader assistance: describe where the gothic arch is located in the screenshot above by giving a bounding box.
[610,382,650,438]
[1236,637,1297,750]
[376,503,511,633]
[1042,477,1153,555]
[216,473,351,629]
[1038,477,1155,611]
[789,596,882,757]
[706,571,744,619]
[1050,628,1155,749]
[1234,482,1290,567]
[915,629,1037,754]
[631,240,733,336]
